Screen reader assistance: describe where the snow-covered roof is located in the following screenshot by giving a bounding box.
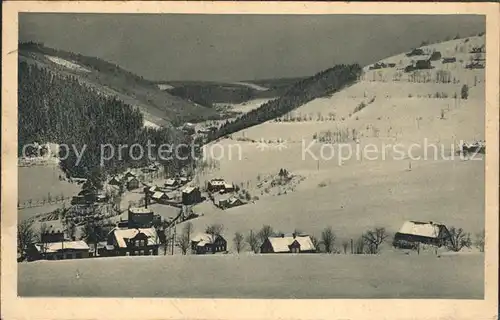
[266,235,316,253]
[35,240,90,253]
[151,192,165,199]
[129,207,153,214]
[228,197,243,205]
[267,237,292,253]
[182,186,198,194]
[397,221,444,238]
[165,178,177,185]
[294,236,316,252]
[110,228,159,248]
[209,180,226,186]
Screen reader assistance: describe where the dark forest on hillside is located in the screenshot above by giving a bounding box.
[207,64,362,141]
[18,61,197,181]
[19,42,220,126]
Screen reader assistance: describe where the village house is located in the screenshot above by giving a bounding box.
[151,191,169,203]
[393,221,451,248]
[29,241,91,260]
[126,176,140,190]
[442,57,457,64]
[28,231,91,261]
[105,227,160,256]
[128,207,154,228]
[191,233,227,254]
[123,171,137,180]
[108,175,122,186]
[213,193,244,209]
[260,234,316,254]
[164,178,179,189]
[71,186,98,205]
[207,178,226,193]
[207,178,234,193]
[151,191,179,205]
[181,186,202,205]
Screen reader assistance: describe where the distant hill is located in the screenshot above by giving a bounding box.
[159,76,307,107]
[207,64,362,140]
[18,42,220,127]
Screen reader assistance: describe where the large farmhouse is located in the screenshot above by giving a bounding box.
[393,221,451,248]
[28,235,90,261]
[260,234,316,254]
[105,227,160,256]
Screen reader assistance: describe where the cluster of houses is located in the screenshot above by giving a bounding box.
[206,178,247,210]
[27,207,162,260]
[145,177,203,207]
[25,218,459,261]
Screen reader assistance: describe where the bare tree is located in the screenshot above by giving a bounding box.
[184,222,194,241]
[354,236,365,254]
[64,218,77,241]
[257,225,274,244]
[233,232,245,253]
[246,230,260,253]
[18,219,35,260]
[342,240,349,254]
[37,223,50,259]
[205,223,224,242]
[321,227,336,254]
[474,230,485,252]
[176,233,190,255]
[447,227,472,252]
[363,228,389,254]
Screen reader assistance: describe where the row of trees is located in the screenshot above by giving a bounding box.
[206,64,362,141]
[19,61,198,183]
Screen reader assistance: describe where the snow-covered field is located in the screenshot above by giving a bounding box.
[18,36,487,299]
[45,55,90,73]
[18,253,483,298]
[189,35,486,250]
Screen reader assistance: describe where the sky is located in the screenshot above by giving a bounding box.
[19,14,485,82]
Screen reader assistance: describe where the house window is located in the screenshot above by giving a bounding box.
[140,250,145,256]
[126,252,130,256]
[76,252,82,259]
